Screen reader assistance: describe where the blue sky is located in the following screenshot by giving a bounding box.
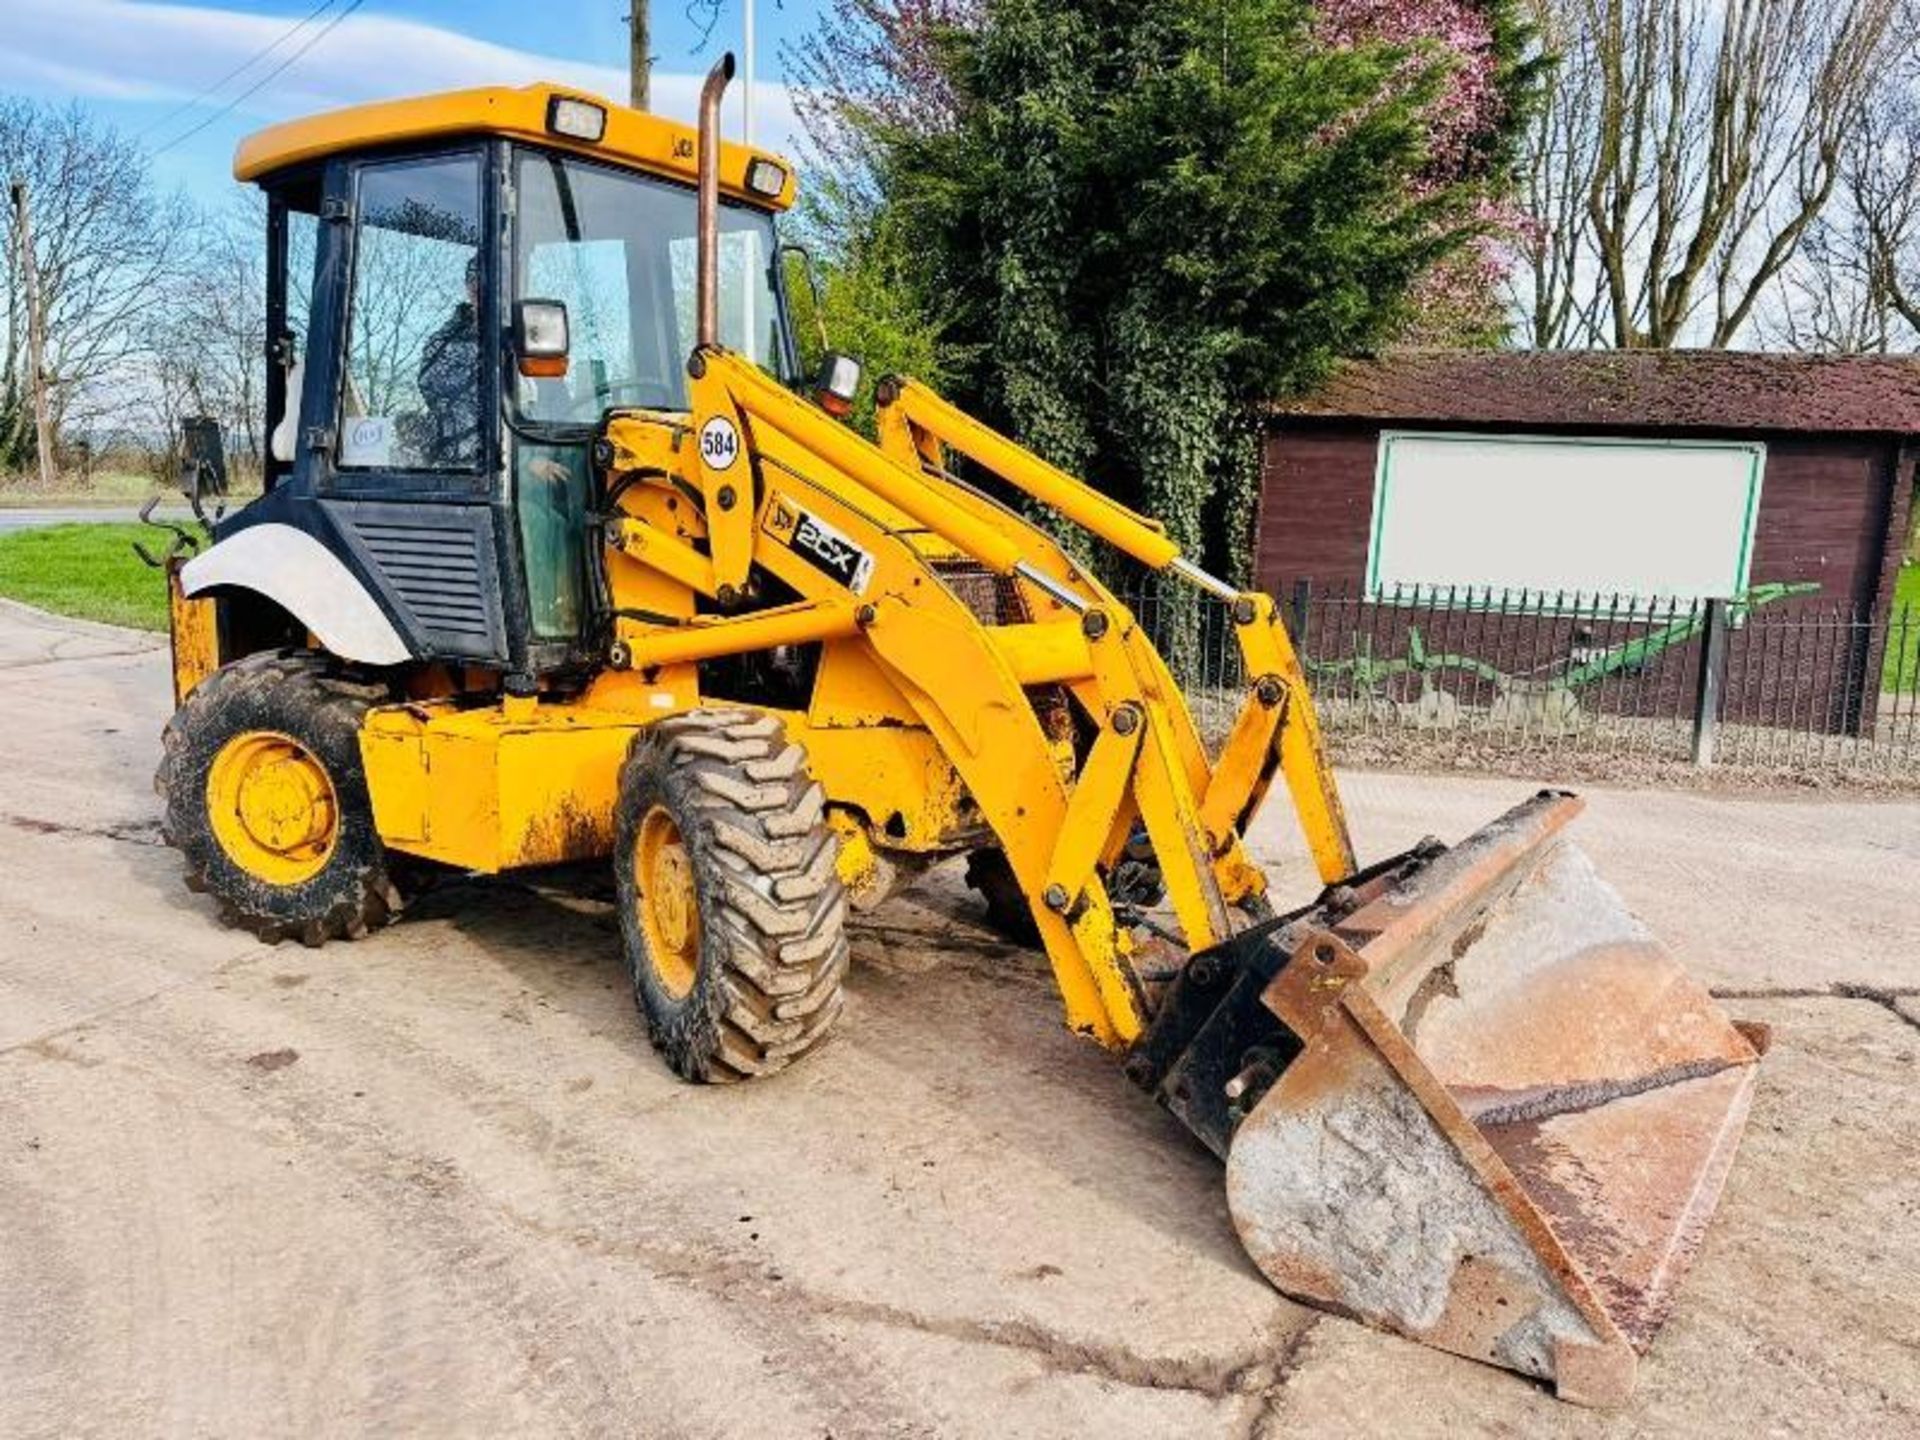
[0,0,822,211]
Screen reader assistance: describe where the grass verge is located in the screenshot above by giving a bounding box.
[1889,563,1920,694]
[0,523,170,632]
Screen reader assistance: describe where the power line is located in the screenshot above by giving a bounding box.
[149,0,367,159]
[137,0,345,142]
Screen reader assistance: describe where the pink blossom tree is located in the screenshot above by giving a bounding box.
[1314,0,1535,342]
[786,0,981,178]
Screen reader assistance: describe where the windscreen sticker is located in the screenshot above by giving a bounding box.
[340,416,393,467]
[765,495,875,595]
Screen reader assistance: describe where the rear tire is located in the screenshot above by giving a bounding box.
[156,651,413,946]
[614,709,848,1083]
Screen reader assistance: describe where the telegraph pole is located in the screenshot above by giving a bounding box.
[743,0,755,145]
[8,181,55,489]
[628,2,650,110]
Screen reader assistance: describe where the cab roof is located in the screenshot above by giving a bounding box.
[233,82,797,210]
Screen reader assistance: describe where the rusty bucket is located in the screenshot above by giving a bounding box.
[1131,792,1764,1407]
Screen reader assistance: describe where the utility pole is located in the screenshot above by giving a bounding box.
[628,2,650,110]
[9,181,55,489]
[743,0,756,145]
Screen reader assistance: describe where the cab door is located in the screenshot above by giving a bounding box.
[304,146,511,666]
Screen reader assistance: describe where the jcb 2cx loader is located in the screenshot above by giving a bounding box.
[150,58,1764,1406]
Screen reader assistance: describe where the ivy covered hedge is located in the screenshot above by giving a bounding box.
[792,0,1540,612]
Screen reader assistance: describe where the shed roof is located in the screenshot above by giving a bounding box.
[1273,350,1920,436]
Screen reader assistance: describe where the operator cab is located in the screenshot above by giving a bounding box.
[219,84,800,684]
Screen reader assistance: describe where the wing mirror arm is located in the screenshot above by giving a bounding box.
[775,241,862,420]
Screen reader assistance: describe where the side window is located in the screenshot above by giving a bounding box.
[340,154,484,472]
[266,184,321,476]
[287,207,319,338]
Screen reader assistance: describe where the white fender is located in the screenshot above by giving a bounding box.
[181,521,410,666]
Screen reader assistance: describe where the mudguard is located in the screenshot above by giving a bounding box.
[180,521,409,666]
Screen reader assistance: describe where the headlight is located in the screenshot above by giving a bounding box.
[746,158,787,197]
[547,96,607,143]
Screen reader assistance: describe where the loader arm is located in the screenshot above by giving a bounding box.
[874,375,1356,884]
[600,346,1358,1045]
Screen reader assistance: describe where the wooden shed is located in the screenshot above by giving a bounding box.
[1256,351,1919,734]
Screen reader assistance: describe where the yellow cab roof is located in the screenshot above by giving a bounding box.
[233,82,797,210]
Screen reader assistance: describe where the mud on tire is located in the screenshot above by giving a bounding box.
[156,650,412,946]
[615,708,849,1083]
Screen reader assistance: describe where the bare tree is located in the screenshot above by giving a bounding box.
[1509,0,1905,349]
[0,100,194,472]
[1511,3,1607,345]
[151,195,271,478]
[1762,1,1920,351]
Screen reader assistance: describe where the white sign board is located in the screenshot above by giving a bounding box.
[1367,431,1765,607]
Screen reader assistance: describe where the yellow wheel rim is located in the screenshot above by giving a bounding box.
[635,805,700,1000]
[206,731,340,886]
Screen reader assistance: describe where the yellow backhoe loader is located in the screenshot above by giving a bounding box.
[150,58,1764,1405]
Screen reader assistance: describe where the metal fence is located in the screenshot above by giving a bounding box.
[1124,581,1920,776]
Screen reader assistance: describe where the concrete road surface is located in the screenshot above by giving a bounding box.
[1,601,1916,1437]
[0,507,157,534]
[0,505,198,535]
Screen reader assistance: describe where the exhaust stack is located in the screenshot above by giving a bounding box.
[696,52,735,352]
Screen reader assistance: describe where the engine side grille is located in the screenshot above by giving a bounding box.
[931,559,1029,626]
[325,501,504,660]
[357,521,492,642]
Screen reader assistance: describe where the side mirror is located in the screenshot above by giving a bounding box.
[514,298,570,378]
[814,353,862,420]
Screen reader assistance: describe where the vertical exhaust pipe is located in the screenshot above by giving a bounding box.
[696,52,735,352]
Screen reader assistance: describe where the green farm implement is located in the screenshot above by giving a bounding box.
[1309,583,1820,733]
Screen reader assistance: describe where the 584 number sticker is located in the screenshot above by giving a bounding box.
[699,415,740,471]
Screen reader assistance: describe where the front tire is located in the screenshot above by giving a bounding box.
[156,651,410,946]
[615,709,848,1083]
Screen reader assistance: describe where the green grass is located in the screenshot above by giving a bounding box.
[1889,563,1920,694]
[0,523,170,631]
[0,468,264,507]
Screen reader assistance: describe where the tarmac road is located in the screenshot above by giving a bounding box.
[0,503,149,533]
[0,599,1916,1438]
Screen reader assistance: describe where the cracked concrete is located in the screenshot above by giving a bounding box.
[1715,983,1920,1033]
[1,606,1917,1437]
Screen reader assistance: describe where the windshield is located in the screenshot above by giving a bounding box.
[512,148,791,424]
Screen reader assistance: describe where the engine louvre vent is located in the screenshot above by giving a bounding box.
[325,500,504,661]
[356,521,491,640]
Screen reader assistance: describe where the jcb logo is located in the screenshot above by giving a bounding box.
[763,495,799,541]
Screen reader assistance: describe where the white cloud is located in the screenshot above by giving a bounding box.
[0,0,805,158]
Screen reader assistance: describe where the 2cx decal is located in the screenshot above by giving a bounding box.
[763,494,875,595]
[793,512,876,595]
[699,415,741,472]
